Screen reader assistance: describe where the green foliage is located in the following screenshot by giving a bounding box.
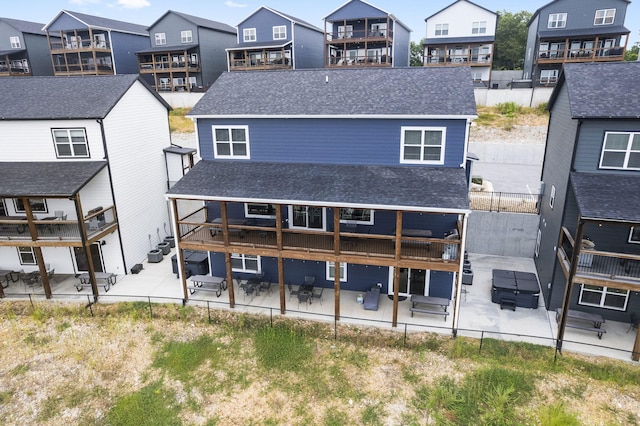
[624,45,639,62]
[538,402,581,426]
[152,335,221,382]
[495,102,523,117]
[324,409,350,425]
[103,381,180,426]
[361,403,385,425]
[254,324,313,371]
[410,41,424,67]
[0,390,13,405]
[536,102,549,114]
[494,10,533,69]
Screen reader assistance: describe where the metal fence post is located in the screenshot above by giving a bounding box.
[479,330,484,353]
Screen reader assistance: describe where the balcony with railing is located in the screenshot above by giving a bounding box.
[557,226,640,288]
[48,33,112,53]
[228,50,292,71]
[0,60,32,76]
[325,28,394,44]
[536,42,625,64]
[139,59,201,73]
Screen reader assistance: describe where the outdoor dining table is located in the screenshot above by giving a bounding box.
[409,295,451,320]
[187,275,227,297]
[555,308,606,339]
[0,269,20,288]
[75,272,117,292]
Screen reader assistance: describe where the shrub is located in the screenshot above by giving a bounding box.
[495,102,522,118]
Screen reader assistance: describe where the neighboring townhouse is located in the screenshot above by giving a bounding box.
[523,0,630,86]
[227,6,324,72]
[324,0,411,68]
[422,0,497,86]
[0,17,56,77]
[166,67,476,330]
[138,10,236,92]
[534,62,640,360]
[43,10,149,76]
[0,75,180,300]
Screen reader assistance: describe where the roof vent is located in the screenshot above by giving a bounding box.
[325,75,329,84]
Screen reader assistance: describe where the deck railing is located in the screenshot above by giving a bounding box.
[469,191,541,214]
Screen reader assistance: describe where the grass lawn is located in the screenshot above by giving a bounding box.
[1,301,638,425]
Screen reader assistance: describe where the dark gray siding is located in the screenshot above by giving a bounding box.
[292,24,323,69]
[392,21,411,67]
[326,0,386,21]
[535,83,578,307]
[23,33,54,76]
[535,0,629,31]
[148,14,199,46]
[111,32,150,74]
[0,21,24,49]
[238,8,292,44]
[46,14,87,31]
[198,27,236,86]
[574,119,640,174]
[523,15,539,79]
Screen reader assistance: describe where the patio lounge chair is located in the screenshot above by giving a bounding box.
[363,286,380,311]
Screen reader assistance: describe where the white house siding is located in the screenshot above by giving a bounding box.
[0,119,105,162]
[425,1,497,39]
[102,81,172,271]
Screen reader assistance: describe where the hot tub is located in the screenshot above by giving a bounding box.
[491,269,540,309]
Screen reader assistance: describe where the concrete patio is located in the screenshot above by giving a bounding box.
[2,249,638,363]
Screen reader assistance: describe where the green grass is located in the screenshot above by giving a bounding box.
[152,335,221,382]
[169,107,194,133]
[538,402,581,426]
[102,381,180,426]
[253,324,313,372]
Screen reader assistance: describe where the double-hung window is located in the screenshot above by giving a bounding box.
[273,25,286,40]
[400,127,446,165]
[629,227,640,244]
[14,198,47,213]
[594,9,616,25]
[155,32,166,45]
[181,30,193,43]
[338,25,353,39]
[10,36,20,48]
[243,28,256,42]
[472,21,487,34]
[579,284,629,311]
[548,13,567,28]
[539,69,558,84]
[245,203,276,218]
[18,247,36,265]
[339,208,374,225]
[231,253,260,273]
[213,126,250,159]
[599,132,640,170]
[326,262,347,282]
[52,128,89,158]
[435,23,449,36]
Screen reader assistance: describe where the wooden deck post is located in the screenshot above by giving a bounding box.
[392,211,403,327]
[170,198,189,302]
[334,207,341,321]
[276,205,285,314]
[221,202,235,308]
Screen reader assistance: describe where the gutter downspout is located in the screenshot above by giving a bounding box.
[97,118,127,273]
[291,23,296,70]
[461,118,471,168]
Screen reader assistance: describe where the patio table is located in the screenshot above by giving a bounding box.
[76,272,116,292]
[409,295,450,320]
[187,275,227,296]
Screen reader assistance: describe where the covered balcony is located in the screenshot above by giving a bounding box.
[227,43,292,71]
[0,52,31,76]
[423,38,494,67]
[52,52,114,75]
[535,29,628,65]
[325,17,395,68]
[47,29,111,53]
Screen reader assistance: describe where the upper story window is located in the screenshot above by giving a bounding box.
[52,128,89,158]
[472,21,487,34]
[243,28,256,42]
[273,25,286,40]
[231,253,260,273]
[579,284,628,311]
[14,198,47,213]
[435,23,449,36]
[400,127,446,165]
[548,13,567,29]
[155,32,166,45]
[18,247,36,265]
[338,25,353,39]
[599,132,640,170]
[629,227,640,244]
[10,36,20,48]
[594,9,616,25]
[181,30,193,43]
[213,126,250,159]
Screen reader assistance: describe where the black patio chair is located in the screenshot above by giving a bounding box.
[288,283,299,300]
[311,287,324,305]
[628,313,639,333]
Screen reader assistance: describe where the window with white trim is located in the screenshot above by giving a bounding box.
[535,229,541,257]
[549,185,556,209]
[629,227,640,244]
[231,253,260,273]
[472,21,487,34]
[435,23,449,36]
[18,247,36,265]
[579,284,629,311]
[52,128,89,158]
[338,25,353,39]
[245,203,276,218]
[14,198,47,213]
[326,261,347,282]
[540,69,558,84]
[212,126,250,159]
[10,36,20,48]
[181,30,193,43]
[155,32,166,45]
[548,13,567,28]
[599,132,640,170]
[400,127,446,164]
[273,25,286,40]
[339,208,374,225]
[243,28,256,42]
[594,9,616,25]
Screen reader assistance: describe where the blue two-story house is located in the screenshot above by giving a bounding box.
[324,0,411,68]
[534,62,640,360]
[0,17,56,77]
[137,10,236,92]
[227,6,323,72]
[166,67,476,329]
[43,10,149,76]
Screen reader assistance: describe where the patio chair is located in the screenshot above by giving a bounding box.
[311,287,324,305]
[47,267,56,284]
[22,272,41,292]
[627,313,639,333]
[288,283,299,300]
[298,292,311,308]
[302,275,315,287]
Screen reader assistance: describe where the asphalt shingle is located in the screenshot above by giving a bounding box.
[571,172,640,223]
[0,162,107,197]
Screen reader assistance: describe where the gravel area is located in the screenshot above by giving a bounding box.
[469,124,547,145]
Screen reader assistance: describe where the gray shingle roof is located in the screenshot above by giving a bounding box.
[0,75,169,120]
[189,67,477,117]
[0,162,107,197]
[551,62,640,119]
[226,40,291,51]
[424,35,495,45]
[0,17,46,35]
[167,160,470,212]
[137,43,199,54]
[571,172,640,223]
[153,11,236,34]
[47,10,148,35]
[538,25,629,39]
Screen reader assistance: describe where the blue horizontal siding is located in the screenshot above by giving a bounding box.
[238,9,292,44]
[197,118,467,167]
[326,0,386,21]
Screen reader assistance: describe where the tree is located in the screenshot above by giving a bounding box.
[624,45,639,62]
[493,10,532,70]
[410,41,424,66]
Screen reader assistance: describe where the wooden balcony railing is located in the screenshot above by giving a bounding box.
[327,55,392,67]
[537,46,625,63]
[425,54,492,66]
[49,40,111,52]
[229,57,292,71]
[53,63,114,75]
[325,29,394,42]
[139,61,201,73]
